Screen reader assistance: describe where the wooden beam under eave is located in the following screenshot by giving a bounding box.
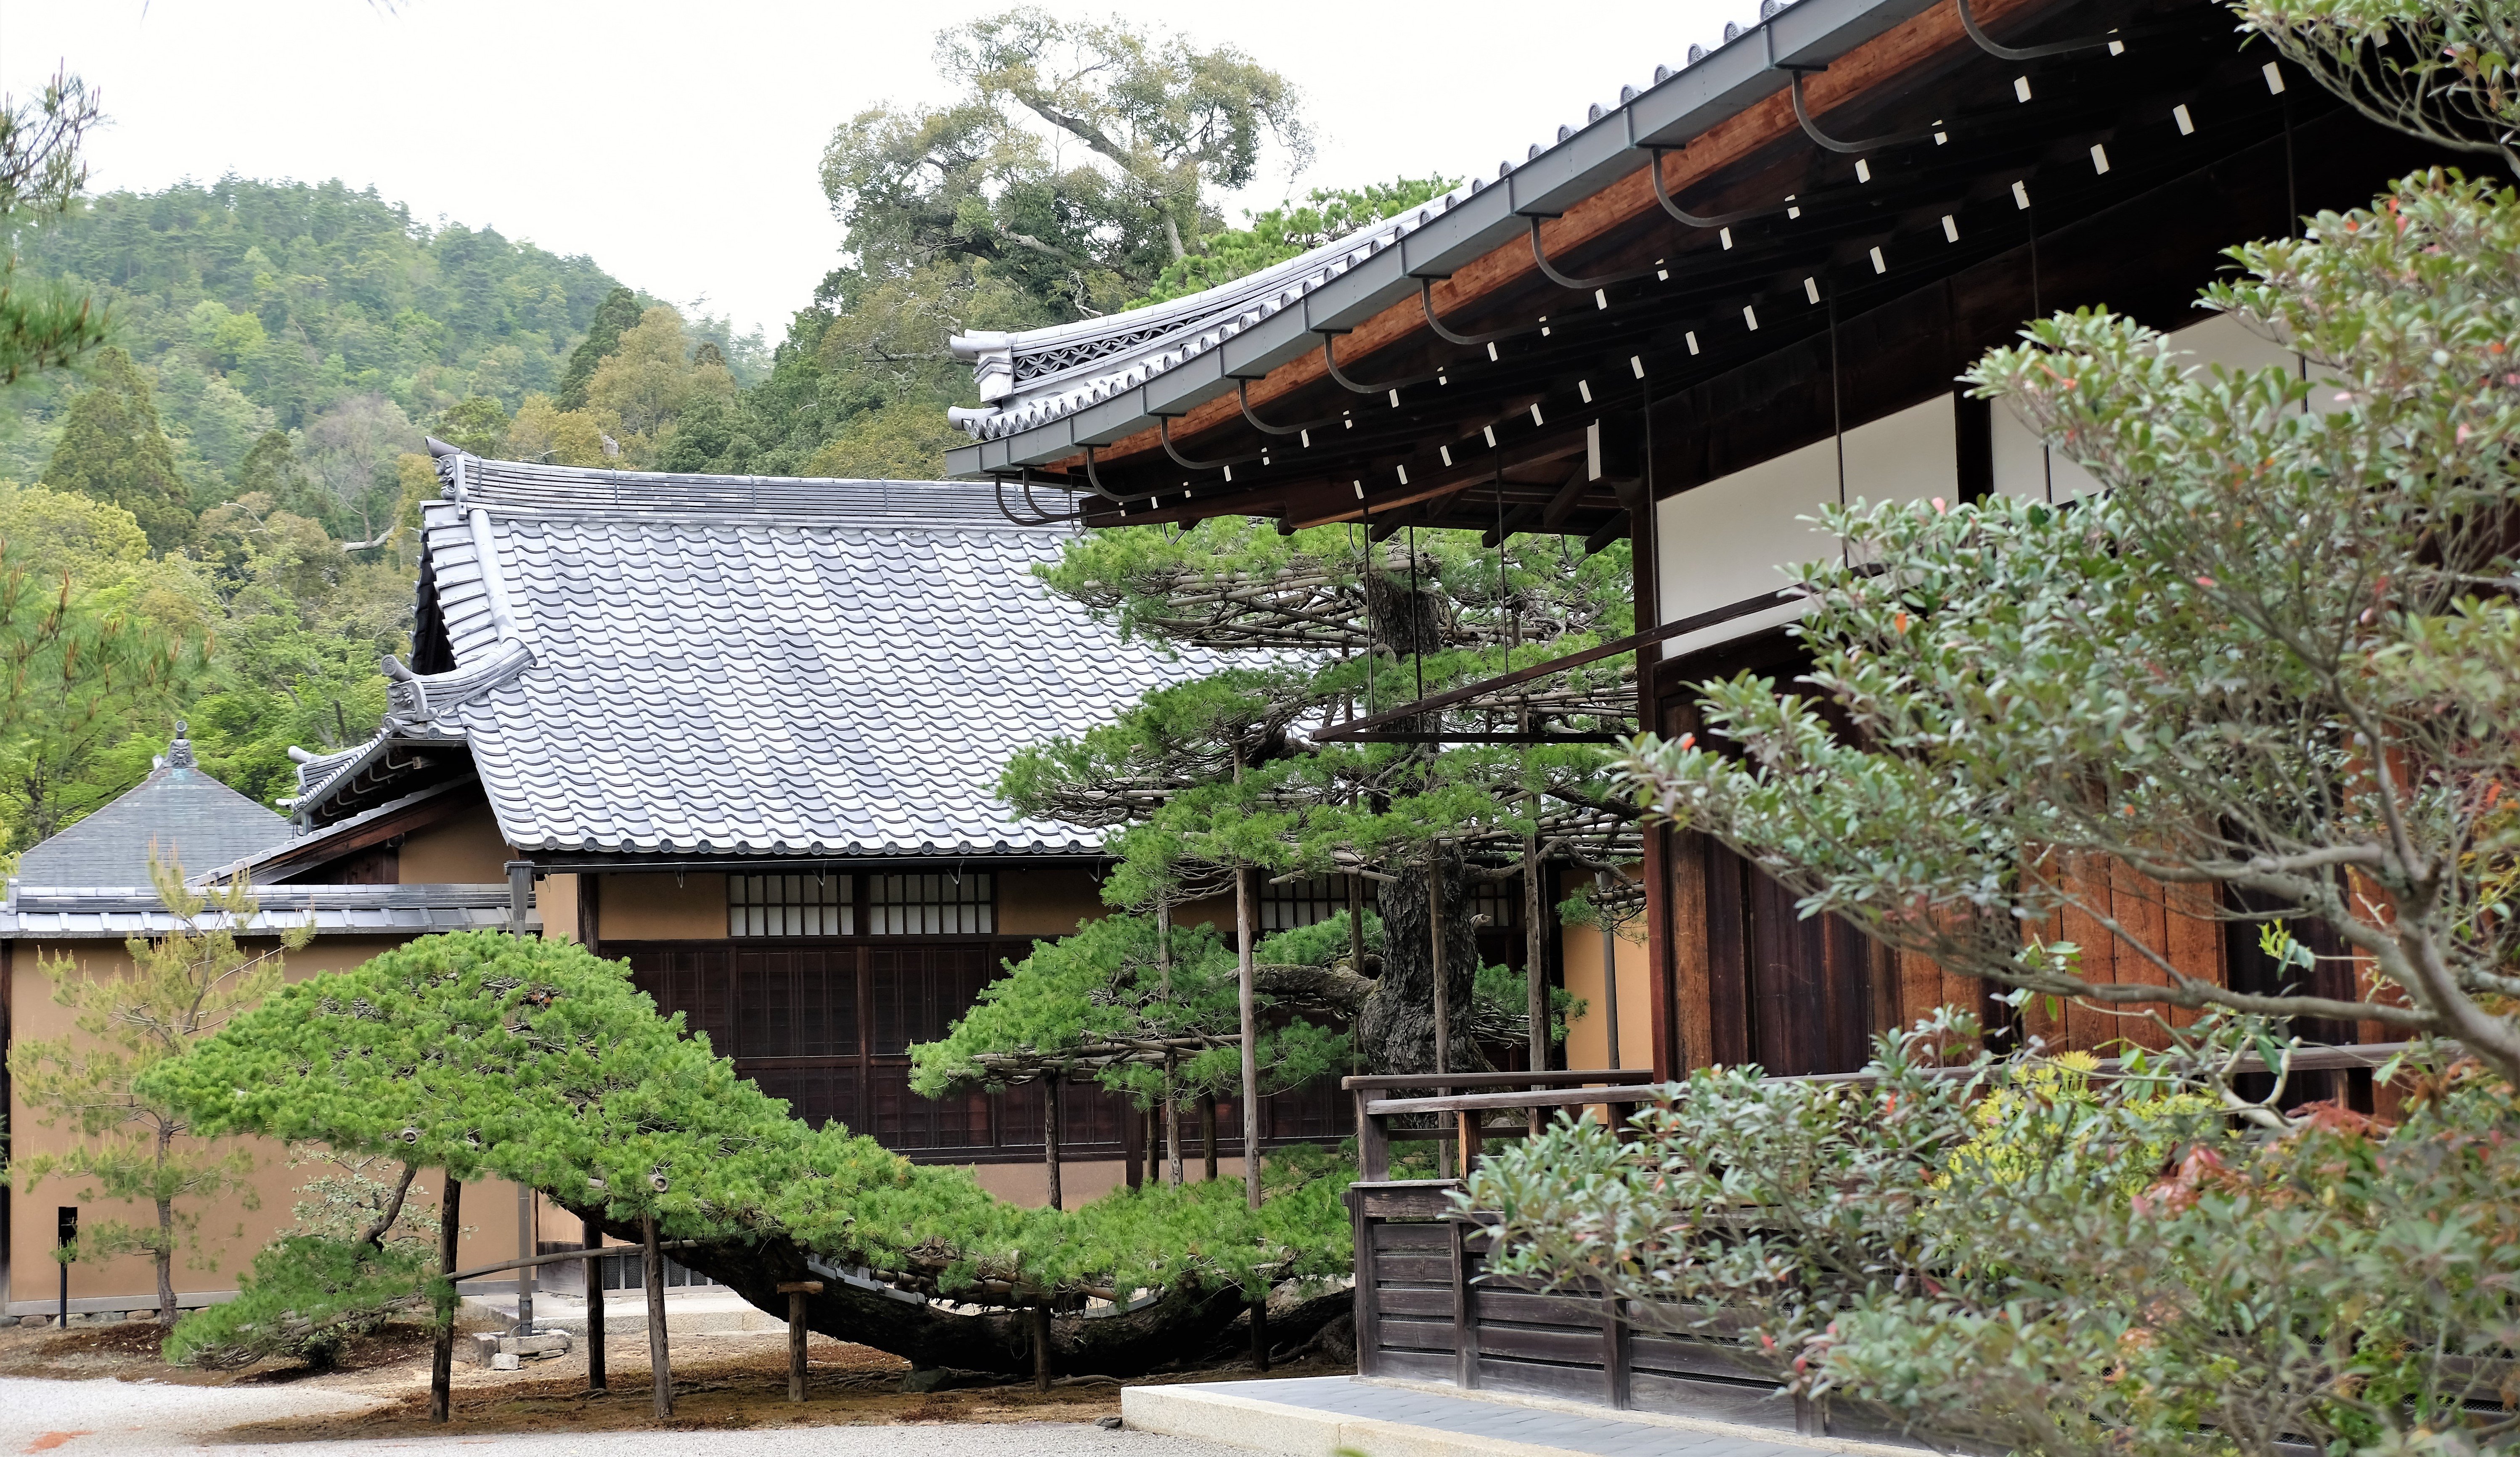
[1063,0,2056,479]
[1282,432,1589,530]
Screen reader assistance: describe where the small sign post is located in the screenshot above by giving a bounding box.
[56,1208,77,1330]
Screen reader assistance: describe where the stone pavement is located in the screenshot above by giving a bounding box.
[1123,1375,1923,1457]
[0,1376,1231,1457]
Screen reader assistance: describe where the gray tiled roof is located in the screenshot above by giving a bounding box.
[18,738,293,888]
[298,454,1206,858]
[0,883,531,939]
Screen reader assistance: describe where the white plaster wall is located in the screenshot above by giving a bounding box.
[1656,393,1959,633]
[1993,312,2317,501]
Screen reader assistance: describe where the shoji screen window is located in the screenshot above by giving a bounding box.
[868,873,994,935]
[1260,875,1347,931]
[727,873,852,937]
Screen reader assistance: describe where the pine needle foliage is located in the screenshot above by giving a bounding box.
[144,931,1351,1304]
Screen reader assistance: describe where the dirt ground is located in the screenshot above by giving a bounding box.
[0,1317,1354,1441]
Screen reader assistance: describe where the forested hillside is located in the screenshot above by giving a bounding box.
[0,10,1443,858]
[2,177,763,488]
[0,177,773,850]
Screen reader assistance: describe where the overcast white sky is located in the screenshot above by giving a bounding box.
[9,0,1742,342]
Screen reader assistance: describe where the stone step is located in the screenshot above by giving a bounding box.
[1122,1376,1924,1457]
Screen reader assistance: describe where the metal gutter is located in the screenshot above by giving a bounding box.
[946,0,1945,478]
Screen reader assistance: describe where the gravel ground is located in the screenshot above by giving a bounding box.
[0,1376,1242,1457]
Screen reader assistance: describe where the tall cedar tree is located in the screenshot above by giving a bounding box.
[44,347,192,550]
[554,286,641,410]
[11,860,310,1325]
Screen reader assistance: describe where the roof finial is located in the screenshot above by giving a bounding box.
[166,720,196,769]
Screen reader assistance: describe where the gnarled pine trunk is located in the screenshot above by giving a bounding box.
[1356,845,1485,1082]
[573,1205,1322,1379]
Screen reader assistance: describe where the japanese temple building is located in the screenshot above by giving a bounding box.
[0,455,1371,1317]
[946,0,2433,1084]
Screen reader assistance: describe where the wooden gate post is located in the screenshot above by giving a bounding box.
[1602,1294,1632,1409]
[778,1281,821,1402]
[642,1214,673,1418]
[583,1213,606,1393]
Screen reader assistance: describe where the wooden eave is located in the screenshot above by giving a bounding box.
[950,0,2315,542]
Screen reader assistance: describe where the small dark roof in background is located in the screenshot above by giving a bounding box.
[15,730,293,888]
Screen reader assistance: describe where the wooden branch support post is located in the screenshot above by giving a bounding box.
[1235,863,1261,1210]
[430,1176,461,1424]
[1250,1293,1270,1373]
[642,1214,673,1418]
[583,1214,607,1393]
[1043,1076,1063,1212]
[1430,857,1452,1181]
[777,1281,822,1402]
[1524,824,1547,1137]
[1033,1303,1053,1392]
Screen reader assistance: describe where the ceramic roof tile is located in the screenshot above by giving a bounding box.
[19,735,292,886]
[324,454,1208,859]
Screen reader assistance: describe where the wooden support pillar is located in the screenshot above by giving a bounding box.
[1043,1076,1063,1212]
[1450,1216,1479,1389]
[1431,857,1453,1182]
[1200,1094,1219,1181]
[1033,1303,1053,1392]
[583,1213,607,1393]
[1158,898,1183,1188]
[1603,1293,1632,1409]
[1249,1292,1270,1373]
[430,1176,461,1424]
[642,1214,673,1419]
[1524,830,1547,1136]
[1599,871,1623,1073]
[778,1281,822,1402]
[515,1185,537,1334]
[1123,1103,1143,1191]
[1235,864,1262,1210]
[1350,1194,1381,1377]
[1355,1089,1389,1182]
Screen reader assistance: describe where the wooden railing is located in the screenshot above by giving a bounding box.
[1347,1068,1656,1182]
[1339,1042,2431,1428]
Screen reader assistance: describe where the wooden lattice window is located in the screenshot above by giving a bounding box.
[1469,878,1521,929]
[1259,875,1347,931]
[868,873,994,935]
[727,873,852,937]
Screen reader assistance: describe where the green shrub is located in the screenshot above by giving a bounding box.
[165,1235,431,1370]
